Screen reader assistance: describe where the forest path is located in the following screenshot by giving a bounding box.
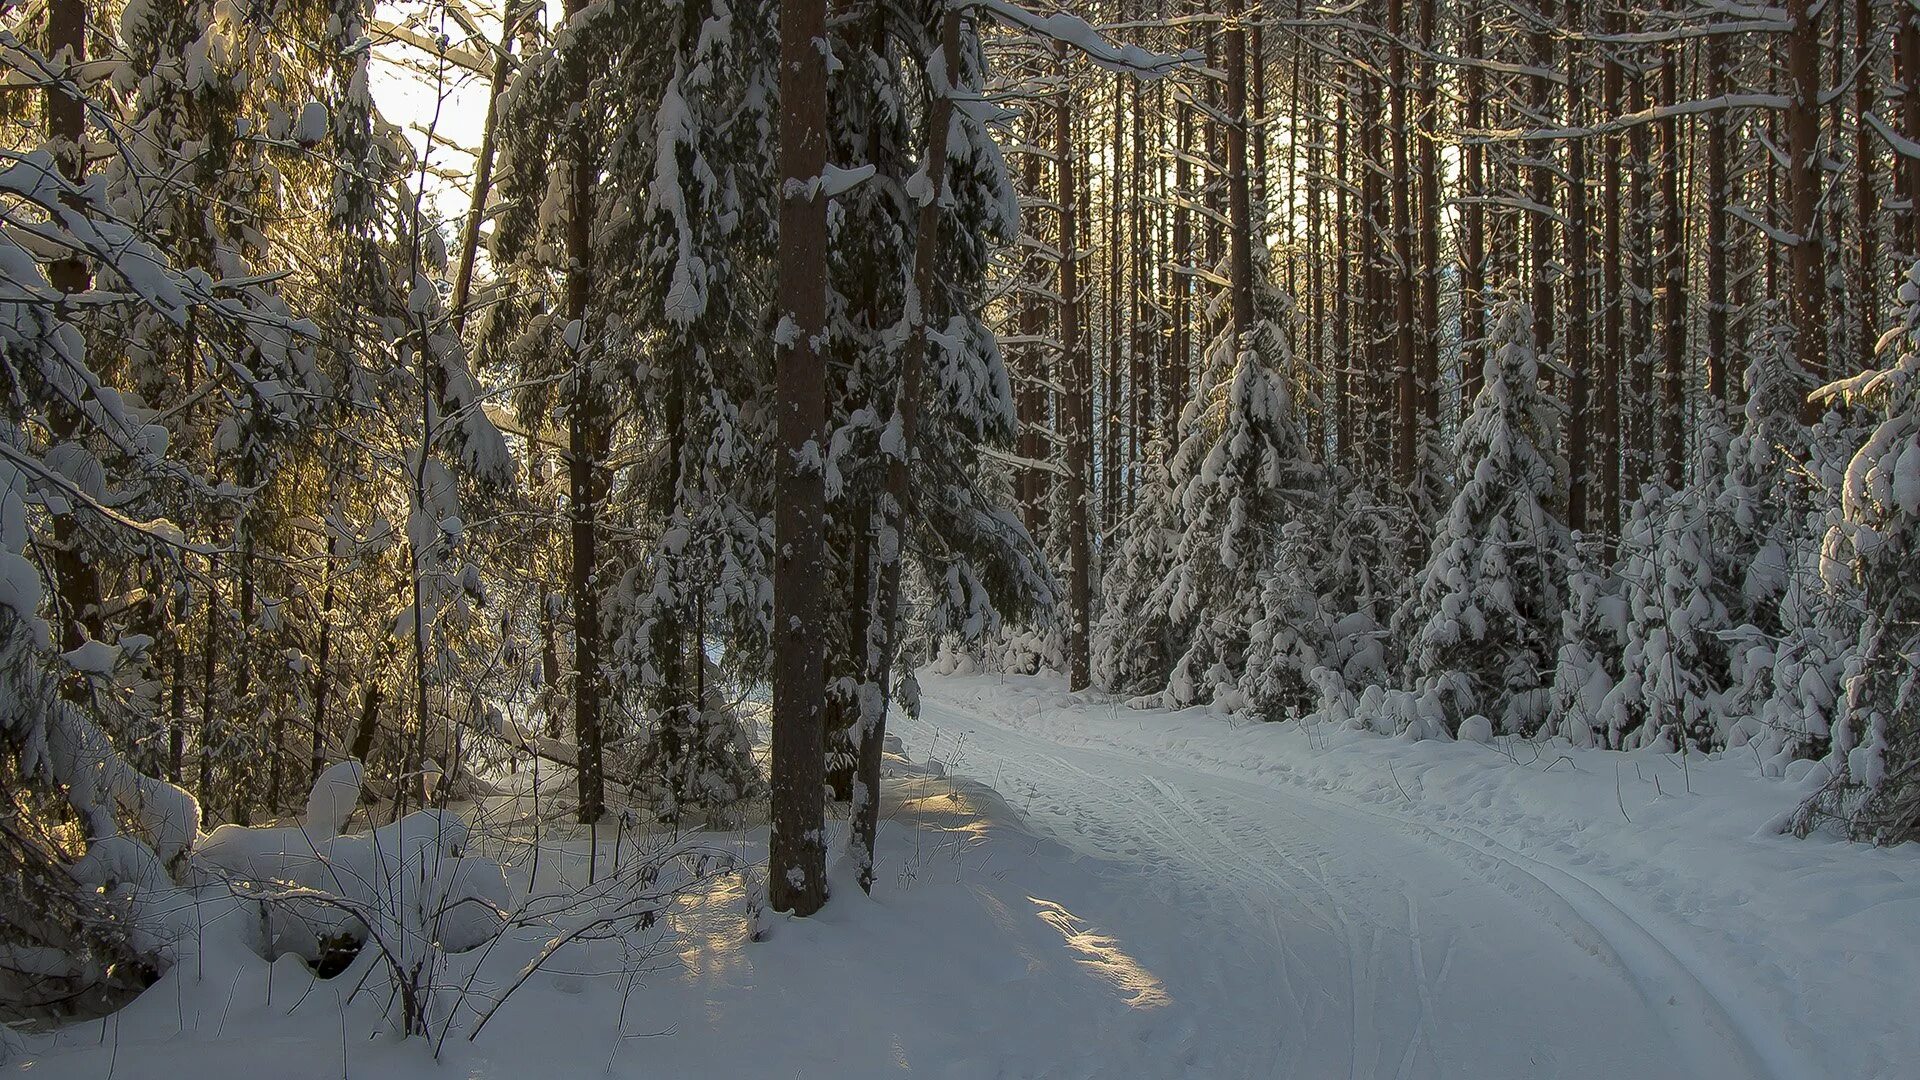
[892,681,1775,1080]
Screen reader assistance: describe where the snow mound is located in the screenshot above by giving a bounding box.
[305,760,363,836]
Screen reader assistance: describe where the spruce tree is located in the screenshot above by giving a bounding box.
[1403,299,1569,734]
[1149,283,1317,710]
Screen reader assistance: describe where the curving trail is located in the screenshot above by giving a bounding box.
[893,687,1772,1080]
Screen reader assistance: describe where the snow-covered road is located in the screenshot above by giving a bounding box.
[894,683,1780,1080]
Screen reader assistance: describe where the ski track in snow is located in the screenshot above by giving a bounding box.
[897,687,1782,1080]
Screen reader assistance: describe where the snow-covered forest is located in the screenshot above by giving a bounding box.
[2,0,1918,1075]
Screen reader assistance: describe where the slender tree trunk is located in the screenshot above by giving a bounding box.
[851,12,963,893]
[1226,0,1254,341]
[1334,68,1352,456]
[1786,0,1827,393]
[199,561,218,810]
[1362,64,1388,475]
[1203,26,1223,346]
[450,0,527,330]
[767,0,830,917]
[1529,0,1558,386]
[348,683,385,767]
[1106,70,1125,530]
[44,1,84,300]
[1171,79,1193,432]
[1415,0,1439,437]
[1658,21,1687,489]
[1258,15,1273,225]
[311,548,338,784]
[1130,79,1153,474]
[1627,65,1654,496]
[233,523,257,825]
[1854,0,1877,371]
[169,589,186,782]
[1460,0,1486,403]
[1901,10,1920,262]
[1305,59,1325,448]
[561,0,607,829]
[1602,15,1625,522]
[541,588,562,739]
[1705,31,1731,403]
[45,0,101,662]
[1390,0,1417,487]
[1058,46,1092,692]
[1565,0,1592,535]
[1018,136,1050,532]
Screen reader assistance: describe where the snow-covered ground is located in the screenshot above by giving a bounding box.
[11,673,1916,1079]
[5,745,1262,1078]
[897,673,1920,1080]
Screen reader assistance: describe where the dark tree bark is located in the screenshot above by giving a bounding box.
[1225,0,1254,342]
[1170,73,1193,431]
[1130,77,1153,485]
[1626,63,1654,498]
[311,548,338,784]
[1565,0,1592,535]
[1852,0,1877,371]
[1334,63,1352,456]
[1058,46,1092,692]
[1106,69,1125,530]
[44,0,85,303]
[1460,0,1486,403]
[1901,11,1920,262]
[1601,13,1625,528]
[1785,0,1827,393]
[1390,0,1417,487]
[1017,134,1050,534]
[1361,61,1390,474]
[45,0,102,662]
[1658,19,1687,489]
[1415,0,1440,434]
[561,0,606,829]
[1704,30,1731,403]
[767,0,830,917]
[168,588,186,782]
[348,683,385,767]
[1528,0,1558,385]
[850,11,963,893]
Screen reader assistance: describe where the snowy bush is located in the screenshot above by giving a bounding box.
[1546,546,1619,748]
[193,763,509,1035]
[1239,521,1331,720]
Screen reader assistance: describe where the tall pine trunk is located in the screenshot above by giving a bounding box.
[561,0,606,829]
[1390,0,1416,487]
[1785,0,1827,393]
[1565,0,1591,535]
[46,0,102,663]
[1658,20,1687,488]
[1226,0,1254,342]
[1058,47,1092,692]
[767,0,830,917]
